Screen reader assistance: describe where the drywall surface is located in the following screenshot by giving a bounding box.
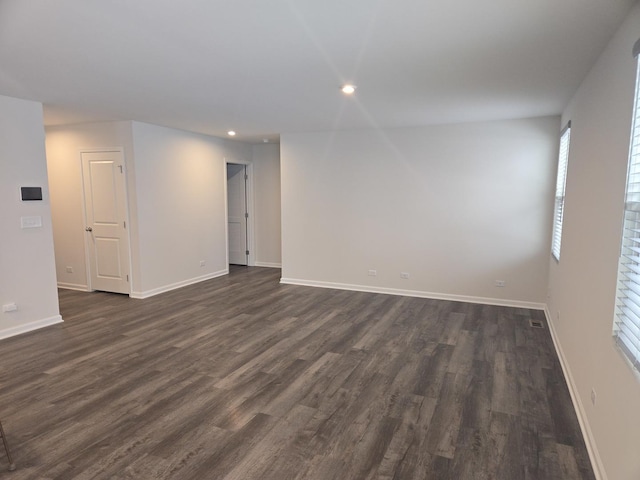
[0,94,61,337]
[281,117,558,306]
[131,121,252,296]
[45,121,135,291]
[547,4,640,479]
[252,143,281,267]
[46,121,263,297]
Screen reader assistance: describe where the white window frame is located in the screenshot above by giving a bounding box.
[551,123,571,261]
[614,57,640,373]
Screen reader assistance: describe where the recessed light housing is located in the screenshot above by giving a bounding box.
[341,84,356,95]
[227,130,236,137]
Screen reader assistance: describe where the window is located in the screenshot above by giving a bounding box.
[551,123,571,261]
[614,57,640,372]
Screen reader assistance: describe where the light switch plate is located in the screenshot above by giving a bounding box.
[21,216,42,228]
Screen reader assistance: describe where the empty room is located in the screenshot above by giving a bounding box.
[1,1,640,479]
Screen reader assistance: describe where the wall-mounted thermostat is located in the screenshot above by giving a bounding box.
[21,187,43,201]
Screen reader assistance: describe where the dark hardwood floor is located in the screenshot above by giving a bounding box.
[0,267,594,479]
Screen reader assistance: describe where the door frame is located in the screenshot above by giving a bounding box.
[79,147,133,293]
[224,159,255,267]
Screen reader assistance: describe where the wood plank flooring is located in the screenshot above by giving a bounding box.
[0,267,595,479]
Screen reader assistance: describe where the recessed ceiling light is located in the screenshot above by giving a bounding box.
[263,139,269,143]
[227,130,236,136]
[341,84,356,95]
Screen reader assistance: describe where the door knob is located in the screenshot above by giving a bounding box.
[85,227,93,232]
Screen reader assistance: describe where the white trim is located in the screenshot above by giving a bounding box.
[544,307,606,480]
[255,262,282,268]
[57,282,91,292]
[223,162,230,267]
[130,269,228,299]
[246,163,256,267]
[611,335,640,383]
[279,278,545,310]
[0,315,64,341]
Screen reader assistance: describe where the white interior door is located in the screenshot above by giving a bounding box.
[81,150,131,294]
[227,163,248,265]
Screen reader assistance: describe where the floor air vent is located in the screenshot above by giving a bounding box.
[529,319,544,328]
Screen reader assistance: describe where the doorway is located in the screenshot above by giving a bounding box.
[226,162,254,266]
[80,149,131,294]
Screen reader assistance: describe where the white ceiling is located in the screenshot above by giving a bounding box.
[0,0,636,143]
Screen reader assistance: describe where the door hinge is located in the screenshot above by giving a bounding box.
[246,250,250,256]
[245,212,249,219]
[126,274,129,282]
[123,220,126,228]
[244,174,248,180]
[118,165,124,174]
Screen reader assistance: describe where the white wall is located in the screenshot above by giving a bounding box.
[281,117,558,306]
[46,121,267,298]
[252,143,282,267]
[130,121,253,297]
[0,95,61,339]
[547,4,640,480]
[45,121,135,291]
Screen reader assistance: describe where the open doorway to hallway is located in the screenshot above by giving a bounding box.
[226,162,254,267]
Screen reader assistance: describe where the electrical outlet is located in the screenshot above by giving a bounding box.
[66,266,73,273]
[2,303,17,313]
[368,270,377,276]
[591,388,597,406]
[495,280,505,287]
[200,260,206,267]
[400,272,410,279]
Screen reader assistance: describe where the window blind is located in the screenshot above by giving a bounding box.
[551,124,571,261]
[614,57,640,371]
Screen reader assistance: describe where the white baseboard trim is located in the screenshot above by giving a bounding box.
[279,278,546,310]
[130,269,229,299]
[57,282,90,292]
[254,262,282,268]
[544,307,606,480]
[0,315,64,341]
